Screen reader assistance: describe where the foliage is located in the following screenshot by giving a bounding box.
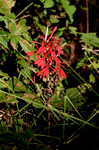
[0,0,99,149]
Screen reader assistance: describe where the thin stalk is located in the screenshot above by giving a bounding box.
[16,2,33,18]
[86,0,89,33]
[62,98,67,139]
[64,95,83,119]
[65,110,98,144]
[67,64,99,97]
[49,105,99,129]
[0,88,98,128]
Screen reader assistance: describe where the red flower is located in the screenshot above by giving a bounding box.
[58,69,67,79]
[37,67,49,78]
[26,27,67,80]
[37,42,46,54]
[34,57,46,69]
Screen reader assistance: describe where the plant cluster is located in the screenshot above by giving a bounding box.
[0,0,99,149]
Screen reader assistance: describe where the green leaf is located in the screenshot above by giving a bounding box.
[8,22,17,33]
[0,30,9,48]
[33,16,47,33]
[0,14,16,29]
[5,0,16,9]
[32,101,45,109]
[89,73,96,84]
[0,78,13,92]
[0,16,8,28]
[8,22,20,49]
[40,0,45,2]
[92,61,99,69]
[57,27,65,36]
[0,0,10,15]
[0,71,8,77]
[44,0,54,8]
[19,39,33,52]
[0,93,17,103]
[60,0,76,23]
[76,57,87,69]
[81,33,99,47]
[8,18,32,49]
[10,35,20,49]
[65,88,86,111]
[17,19,31,40]
[69,26,77,35]
[0,0,15,16]
[50,15,59,24]
[14,81,26,92]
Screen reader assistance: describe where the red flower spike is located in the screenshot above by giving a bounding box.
[26,26,67,80]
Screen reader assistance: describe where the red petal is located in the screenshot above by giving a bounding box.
[58,69,67,79]
[35,58,46,68]
[47,26,57,42]
[38,67,49,78]
[37,43,46,54]
[26,51,34,56]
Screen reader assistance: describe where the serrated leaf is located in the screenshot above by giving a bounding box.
[44,0,54,8]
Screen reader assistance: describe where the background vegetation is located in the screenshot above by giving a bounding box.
[0,0,99,149]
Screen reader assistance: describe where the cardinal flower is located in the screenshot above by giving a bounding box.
[26,27,67,80]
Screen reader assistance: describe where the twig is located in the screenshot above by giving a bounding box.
[16,2,33,18]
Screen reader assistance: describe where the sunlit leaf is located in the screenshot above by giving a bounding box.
[89,73,96,84]
[19,39,33,52]
[50,15,59,23]
[0,30,9,48]
[44,0,54,8]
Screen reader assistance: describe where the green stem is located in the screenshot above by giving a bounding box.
[16,2,33,18]
[68,65,99,97]
[50,105,99,129]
